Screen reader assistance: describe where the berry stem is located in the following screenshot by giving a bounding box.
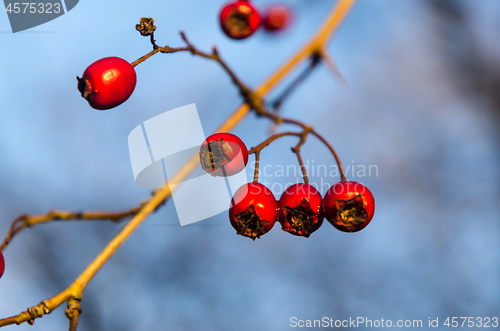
[249,131,302,182]
[248,131,302,153]
[256,107,346,182]
[310,128,346,181]
[291,127,311,184]
[252,150,260,182]
[131,48,159,67]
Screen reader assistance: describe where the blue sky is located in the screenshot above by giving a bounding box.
[1,1,499,330]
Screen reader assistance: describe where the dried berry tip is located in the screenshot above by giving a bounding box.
[281,199,316,237]
[136,17,156,36]
[335,194,369,225]
[233,205,269,240]
[200,140,232,172]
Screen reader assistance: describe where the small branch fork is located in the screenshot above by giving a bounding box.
[0,1,357,330]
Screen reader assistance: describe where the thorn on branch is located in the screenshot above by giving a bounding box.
[319,48,347,86]
[212,46,219,56]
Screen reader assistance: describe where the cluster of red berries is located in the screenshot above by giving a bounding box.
[220,0,292,39]
[199,133,375,240]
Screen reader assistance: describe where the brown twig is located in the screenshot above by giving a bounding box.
[0,202,147,252]
[252,150,261,182]
[291,127,312,184]
[310,128,347,181]
[133,29,267,114]
[248,132,303,182]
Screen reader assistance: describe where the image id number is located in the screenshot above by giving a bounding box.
[6,3,61,14]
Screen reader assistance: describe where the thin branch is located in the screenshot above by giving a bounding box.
[131,48,159,67]
[0,202,148,252]
[256,108,347,181]
[248,131,303,182]
[310,128,346,181]
[133,30,256,108]
[252,151,260,183]
[248,132,302,154]
[0,0,356,327]
[291,127,312,184]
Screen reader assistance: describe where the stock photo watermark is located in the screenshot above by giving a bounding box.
[290,316,499,328]
[4,1,79,32]
[248,159,378,196]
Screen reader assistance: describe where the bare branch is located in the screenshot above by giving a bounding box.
[0,202,148,251]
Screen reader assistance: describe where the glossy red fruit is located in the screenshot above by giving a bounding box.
[278,183,323,237]
[321,181,375,232]
[0,251,4,278]
[229,182,278,240]
[77,57,137,110]
[262,5,292,32]
[219,0,261,40]
[200,133,249,177]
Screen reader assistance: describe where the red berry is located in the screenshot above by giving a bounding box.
[77,57,137,110]
[229,182,278,240]
[321,181,375,232]
[200,133,249,177]
[219,0,261,40]
[0,251,4,278]
[262,5,292,32]
[278,183,323,237]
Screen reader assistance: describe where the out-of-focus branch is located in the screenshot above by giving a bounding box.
[271,53,322,113]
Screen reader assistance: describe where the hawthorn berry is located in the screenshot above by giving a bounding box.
[0,251,4,278]
[200,133,249,177]
[77,56,137,110]
[321,181,375,233]
[278,183,323,237]
[262,5,292,32]
[219,0,261,40]
[229,182,278,240]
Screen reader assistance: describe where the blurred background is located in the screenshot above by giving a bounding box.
[1,0,499,330]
